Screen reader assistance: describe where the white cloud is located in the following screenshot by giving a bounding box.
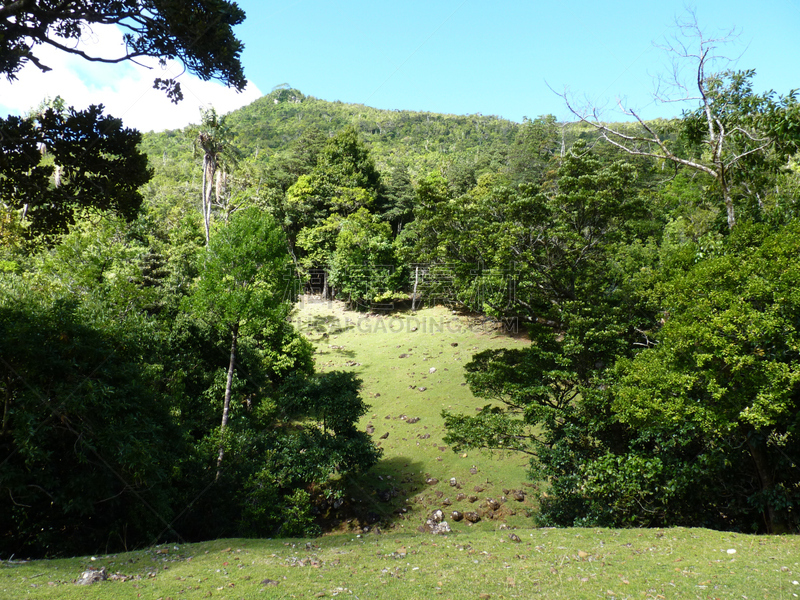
[0,24,262,132]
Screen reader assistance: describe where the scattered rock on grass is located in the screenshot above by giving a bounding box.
[464,511,481,523]
[76,567,107,585]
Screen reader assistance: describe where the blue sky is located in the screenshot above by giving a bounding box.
[1,1,798,131]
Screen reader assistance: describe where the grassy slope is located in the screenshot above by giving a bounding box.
[3,299,798,599]
[295,297,535,533]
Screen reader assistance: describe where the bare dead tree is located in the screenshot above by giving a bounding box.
[560,11,786,230]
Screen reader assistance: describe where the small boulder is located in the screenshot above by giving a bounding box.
[427,520,451,534]
[451,510,464,521]
[449,477,458,487]
[512,491,525,502]
[509,533,521,543]
[76,567,107,585]
[464,511,481,523]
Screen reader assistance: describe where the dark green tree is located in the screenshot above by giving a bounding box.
[0,283,178,557]
[0,0,247,102]
[328,207,402,308]
[0,104,151,237]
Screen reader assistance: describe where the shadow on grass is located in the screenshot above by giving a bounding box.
[302,314,355,337]
[316,346,357,359]
[318,457,433,533]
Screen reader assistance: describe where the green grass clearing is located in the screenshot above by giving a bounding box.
[293,297,534,533]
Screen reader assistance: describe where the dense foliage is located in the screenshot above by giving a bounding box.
[0,103,151,237]
[0,0,247,102]
[0,147,380,556]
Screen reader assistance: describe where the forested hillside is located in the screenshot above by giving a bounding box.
[2,60,800,560]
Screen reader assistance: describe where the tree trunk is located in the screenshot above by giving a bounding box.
[202,155,216,246]
[722,184,736,230]
[322,270,329,300]
[412,266,419,311]
[2,373,10,436]
[746,436,781,533]
[202,155,210,245]
[216,322,238,480]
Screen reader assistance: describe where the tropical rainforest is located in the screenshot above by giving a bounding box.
[2,53,800,557]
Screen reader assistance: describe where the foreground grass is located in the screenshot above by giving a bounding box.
[3,528,798,599]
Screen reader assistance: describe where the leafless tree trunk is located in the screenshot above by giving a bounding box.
[202,154,216,246]
[216,322,238,480]
[411,266,419,311]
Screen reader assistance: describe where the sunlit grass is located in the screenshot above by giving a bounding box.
[4,528,798,598]
[294,297,535,533]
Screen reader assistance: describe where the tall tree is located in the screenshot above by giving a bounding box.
[0,0,247,102]
[286,126,383,297]
[191,207,292,477]
[193,107,239,245]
